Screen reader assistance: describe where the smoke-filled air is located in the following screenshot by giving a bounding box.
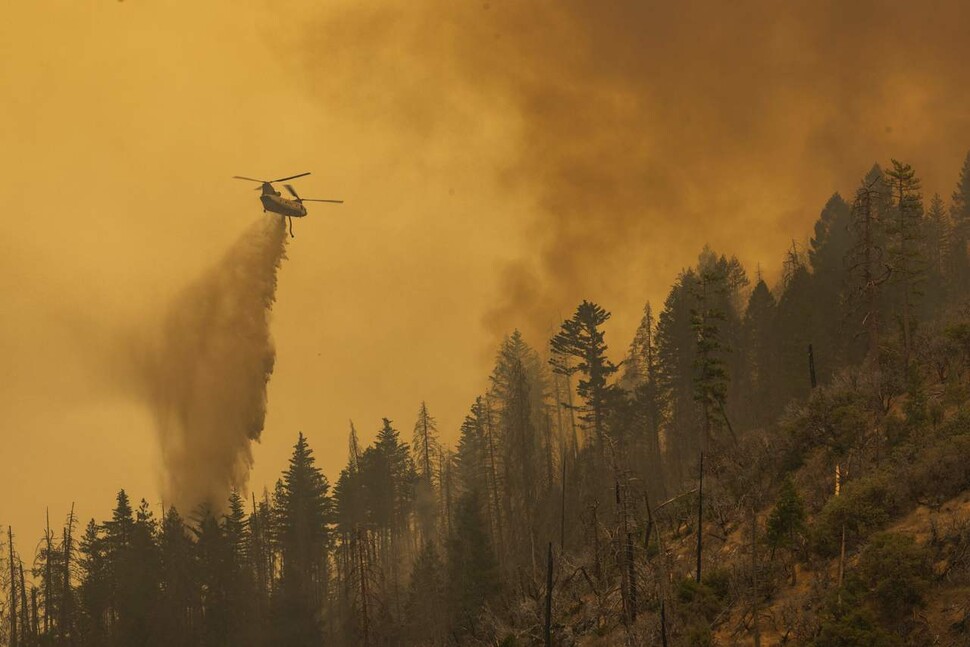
[129,218,287,511]
[5,2,970,646]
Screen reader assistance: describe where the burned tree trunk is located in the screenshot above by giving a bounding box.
[544,542,553,647]
[560,459,566,550]
[695,451,704,584]
[9,526,18,647]
[356,527,370,647]
[590,501,602,582]
[615,481,631,626]
[808,344,817,389]
[18,561,29,646]
[750,507,761,647]
[61,504,75,646]
[31,589,38,642]
[44,511,52,638]
[626,531,637,622]
[655,524,669,647]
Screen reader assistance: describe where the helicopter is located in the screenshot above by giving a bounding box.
[233,172,343,237]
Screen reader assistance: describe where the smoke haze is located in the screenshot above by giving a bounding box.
[130,218,287,511]
[4,0,970,539]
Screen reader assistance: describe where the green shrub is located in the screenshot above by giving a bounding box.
[673,577,719,647]
[811,605,902,647]
[782,386,870,468]
[941,404,970,436]
[767,476,806,554]
[675,578,723,622]
[810,473,908,556]
[701,567,731,600]
[855,532,931,623]
[904,434,970,505]
[811,532,930,646]
[682,624,712,647]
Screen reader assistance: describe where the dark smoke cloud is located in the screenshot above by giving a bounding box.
[129,218,287,512]
[295,0,970,343]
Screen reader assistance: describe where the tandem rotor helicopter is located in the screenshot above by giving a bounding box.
[233,172,343,237]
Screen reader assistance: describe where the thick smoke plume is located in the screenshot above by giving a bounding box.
[296,0,970,342]
[132,218,287,512]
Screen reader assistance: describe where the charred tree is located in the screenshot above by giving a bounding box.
[9,526,17,647]
[848,170,890,364]
[750,507,761,647]
[61,504,75,646]
[808,344,817,389]
[18,562,28,646]
[44,511,52,637]
[695,451,704,584]
[544,542,553,647]
[356,528,370,647]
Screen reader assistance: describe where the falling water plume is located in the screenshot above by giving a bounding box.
[131,217,287,512]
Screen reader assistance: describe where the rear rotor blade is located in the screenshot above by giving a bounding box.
[232,175,267,183]
[301,198,344,204]
[271,172,311,183]
[284,184,301,200]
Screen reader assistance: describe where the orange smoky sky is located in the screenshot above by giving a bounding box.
[2,0,970,536]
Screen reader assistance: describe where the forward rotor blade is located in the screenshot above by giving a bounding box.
[232,175,267,183]
[301,199,344,204]
[271,172,311,183]
[284,184,301,200]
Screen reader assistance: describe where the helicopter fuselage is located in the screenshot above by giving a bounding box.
[260,193,307,218]
[259,184,307,218]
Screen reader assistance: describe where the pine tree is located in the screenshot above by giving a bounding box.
[623,303,665,495]
[923,193,950,318]
[77,520,108,647]
[455,409,485,498]
[404,541,447,645]
[373,418,417,535]
[446,491,499,638]
[774,258,815,411]
[274,432,334,645]
[766,477,806,585]
[33,510,68,641]
[411,402,440,487]
[847,165,891,364]
[453,399,506,557]
[949,150,970,292]
[370,419,417,627]
[102,489,140,645]
[550,301,619,453]
[739,279,777,429]
[808,193,855,381]
[118,499,160,646]
[411,402,441,542]
[884,159,925,359]
[223,490,256,646]
[194,504,230,646]
[657,269,703,476]
[691,251,736,447]
[157,507,198,647]
[249,492,274,635]
[623,302,655,387]
[491,332,545,568]
[348,420,362,473]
